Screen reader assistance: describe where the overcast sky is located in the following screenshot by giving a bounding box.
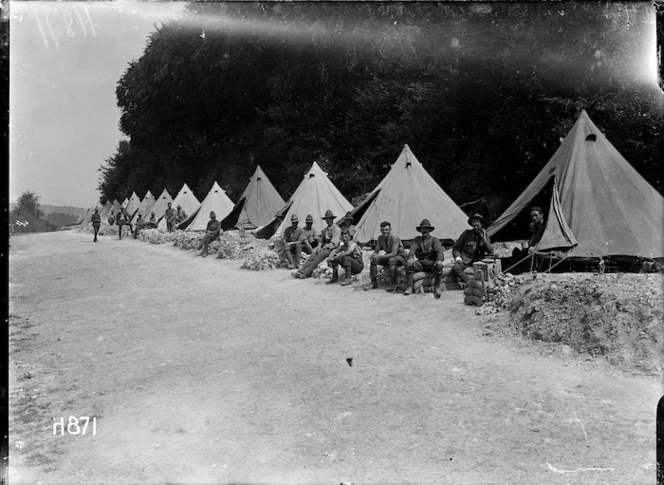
[10,1,185,208]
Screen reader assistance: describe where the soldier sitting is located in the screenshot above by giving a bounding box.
[403,219,445,298]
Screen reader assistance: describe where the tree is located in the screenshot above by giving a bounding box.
[11,191,57,233]
[99,2,663,220]
[14,191,43,219]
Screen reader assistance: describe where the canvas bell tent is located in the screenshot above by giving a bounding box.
[99,200,113,222]
[157,183,201,231]
[134,190,157,221]
[147,189,174,223]
[219,166,285,231]
[349,144,470,244]
[124,192,141,219]
[178,182,234,231]
[256,162,353,239]
[488,110,664,260]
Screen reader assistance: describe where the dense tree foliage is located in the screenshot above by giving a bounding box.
[11,191,57,233]
[99,2,663,220]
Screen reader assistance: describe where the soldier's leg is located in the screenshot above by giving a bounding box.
[293,242,303,269]
[386,257,401,292]
[300,249,330,278]
[451,261,472,285]
[283,244,296,268]
[327,258,340,283]
[403,260,423,295]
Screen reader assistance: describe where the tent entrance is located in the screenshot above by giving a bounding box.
[490,177,556,242]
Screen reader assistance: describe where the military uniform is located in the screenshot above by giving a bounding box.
[297,211,341,278]
[165,206,177,232]
[282,224,305,269]
[116,209,130,240]
[403,219,444,298]
[451,227,493,284]
[91,211,101,242]
[200,218,221,256]
[328,238,364,285]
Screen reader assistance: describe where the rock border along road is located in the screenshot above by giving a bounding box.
[8,231,660,484]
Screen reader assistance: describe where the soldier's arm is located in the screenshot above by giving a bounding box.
[452,232,465,259]
[483,231,494,254]
[408,240,418,261]
[434,238,445,262]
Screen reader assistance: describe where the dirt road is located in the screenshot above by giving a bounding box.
[8,231,661,484]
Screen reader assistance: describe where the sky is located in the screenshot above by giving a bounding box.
[10,1,185,208]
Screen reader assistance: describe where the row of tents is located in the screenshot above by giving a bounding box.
[79,111,663,260]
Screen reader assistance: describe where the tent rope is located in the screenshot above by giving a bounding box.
[542,254,569,273]
[503,252,535,274]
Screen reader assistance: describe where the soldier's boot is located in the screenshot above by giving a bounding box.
[326,267,339,284]
[433,274,443,299]
[364,277,378,291]
[340,267,353,286]
[402,273,414,295]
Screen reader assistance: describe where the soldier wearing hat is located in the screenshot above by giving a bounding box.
[165,202,177,232]
[295,209,341,279]
[301,214,319,254]
[450,213,494,285]
[326,227,364,286]
[278,214,305,269]
[403,219,445,298]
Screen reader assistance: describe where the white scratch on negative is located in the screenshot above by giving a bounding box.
[546,462,614,473]
[573,411,589,441]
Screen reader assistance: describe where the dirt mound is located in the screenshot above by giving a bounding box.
[485,273,663,374]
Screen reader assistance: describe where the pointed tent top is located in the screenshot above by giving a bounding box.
[125,191,142,218]
[180,181,234,231]
[135,190,158,220]
[219,166,285,230]
[350,145,468,244]
[274,162,353,239]
[149,189,174,222]
[488,110,664,258]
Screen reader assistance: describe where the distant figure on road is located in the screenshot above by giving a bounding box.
[326,228,364,286]
[295,210,341,279]
[199,211,221,257]
[301,214,319,254]
[164,202,177,232]
[450,214,494,286]
[403,219,444,298]
[364,221,406,292]
[116,207,130,240]
[91,207,101,242]
[278,214,305,270]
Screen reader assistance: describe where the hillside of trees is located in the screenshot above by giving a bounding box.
[10,191,58,233]
[98,2,663,220]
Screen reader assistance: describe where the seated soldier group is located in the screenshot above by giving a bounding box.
[278,210,499,298]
